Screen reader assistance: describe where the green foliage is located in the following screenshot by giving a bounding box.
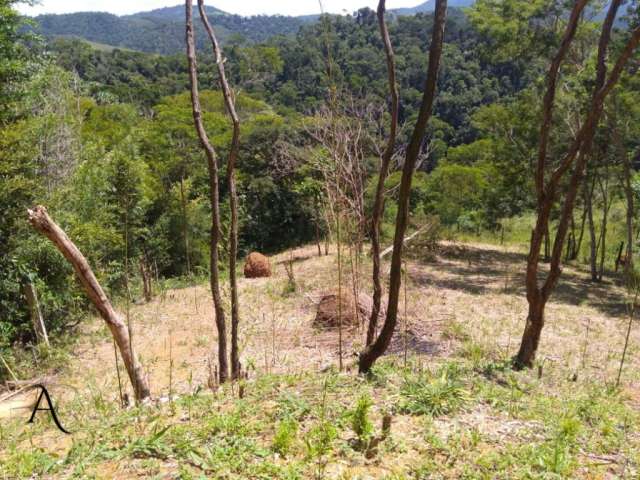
[273,418,299,456]
[304,419,338,460]
[0,0,40,123]
[468,0,562,64]
[423,163,490,228]
[348,393,374,447]
[399,364,468,417]
[34,7,313,55]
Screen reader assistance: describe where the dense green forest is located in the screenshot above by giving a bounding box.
[29,1,474,55]
[1,0,639,368]
[32,5,317,54]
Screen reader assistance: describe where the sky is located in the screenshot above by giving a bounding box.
[16,0,428,17]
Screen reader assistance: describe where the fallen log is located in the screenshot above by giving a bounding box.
[379,223,432,259]
[27,205,150,401]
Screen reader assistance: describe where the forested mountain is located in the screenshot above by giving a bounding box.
[48,8,508,134]
[391,0,475,14]
[31,5,316,54]
[30,2,480,54]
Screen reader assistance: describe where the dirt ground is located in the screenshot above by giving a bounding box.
[40,240,638,405]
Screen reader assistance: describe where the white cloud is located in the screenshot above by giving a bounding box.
[17,0,428,17]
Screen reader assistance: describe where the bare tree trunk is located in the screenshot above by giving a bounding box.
[198,0,242,380]
[515,0,634,369]
[615,113,635,275]
[564,216,573,261]
[543,224,551,262]
[359,0,447,374]
[597,172,611,281]
[516,296,547,368]
[185,0,229,383]
[180,175,191,276]
[323,206,331,256]
[139,256,152,302]
[574,196,588,260]
[586,177,599,281]
[366,0,400,347]
[315,217,322,257]
[623,157,635,276]
[23,281,49,346]
[27,206,150,400]
[337,212,343,371]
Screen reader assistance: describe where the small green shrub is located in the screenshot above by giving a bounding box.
[441,320,470,342]
[273,418,298,456]
[304,420,337,459]
[400,368,467,417]
[349,393,374,447]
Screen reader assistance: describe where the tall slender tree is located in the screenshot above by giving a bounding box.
[185,0,229,382]
[366,0,400,347]
[359,0,448,374]
[515,0,640,368]
[197,0,242,380]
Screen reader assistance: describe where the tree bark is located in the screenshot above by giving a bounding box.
[366,0,400,347]
[516,297,546,368]
[359,0,447,374]
[574,196,588,260]
[622,147,635,276]
[198,0,242,380]
[597,171,611,281]
[185,0,229,383]
[27,205,150,400]
[139,256,152,302]
[23,281,49,346]
[613,110,635,275]
[586,176,599,281]
[315,223,322,256]
[180,175,191,276]
[543,225,550,262]
[515,0,634,369]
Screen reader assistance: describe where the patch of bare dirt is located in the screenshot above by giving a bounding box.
[46,241,639,402]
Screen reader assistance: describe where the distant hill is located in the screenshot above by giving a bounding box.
[30,2,477,55]
[124,4,229,21]
[391,0,475,15]
[31,5,315,55]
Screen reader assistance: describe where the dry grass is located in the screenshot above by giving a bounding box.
[12,240,639,406]
[2,240,639,479]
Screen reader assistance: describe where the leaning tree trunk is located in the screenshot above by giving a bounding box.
[27,205,150,400]
[359,0,447,374]
[185,0,229,382]
[515,0,635,369]
[198,0,242,380]
[366,0,400,347]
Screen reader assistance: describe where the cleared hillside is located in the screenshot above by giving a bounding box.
[2,242,639,478]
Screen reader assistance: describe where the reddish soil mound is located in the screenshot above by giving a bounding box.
[314,292,380,328]
[244,252,271,278]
